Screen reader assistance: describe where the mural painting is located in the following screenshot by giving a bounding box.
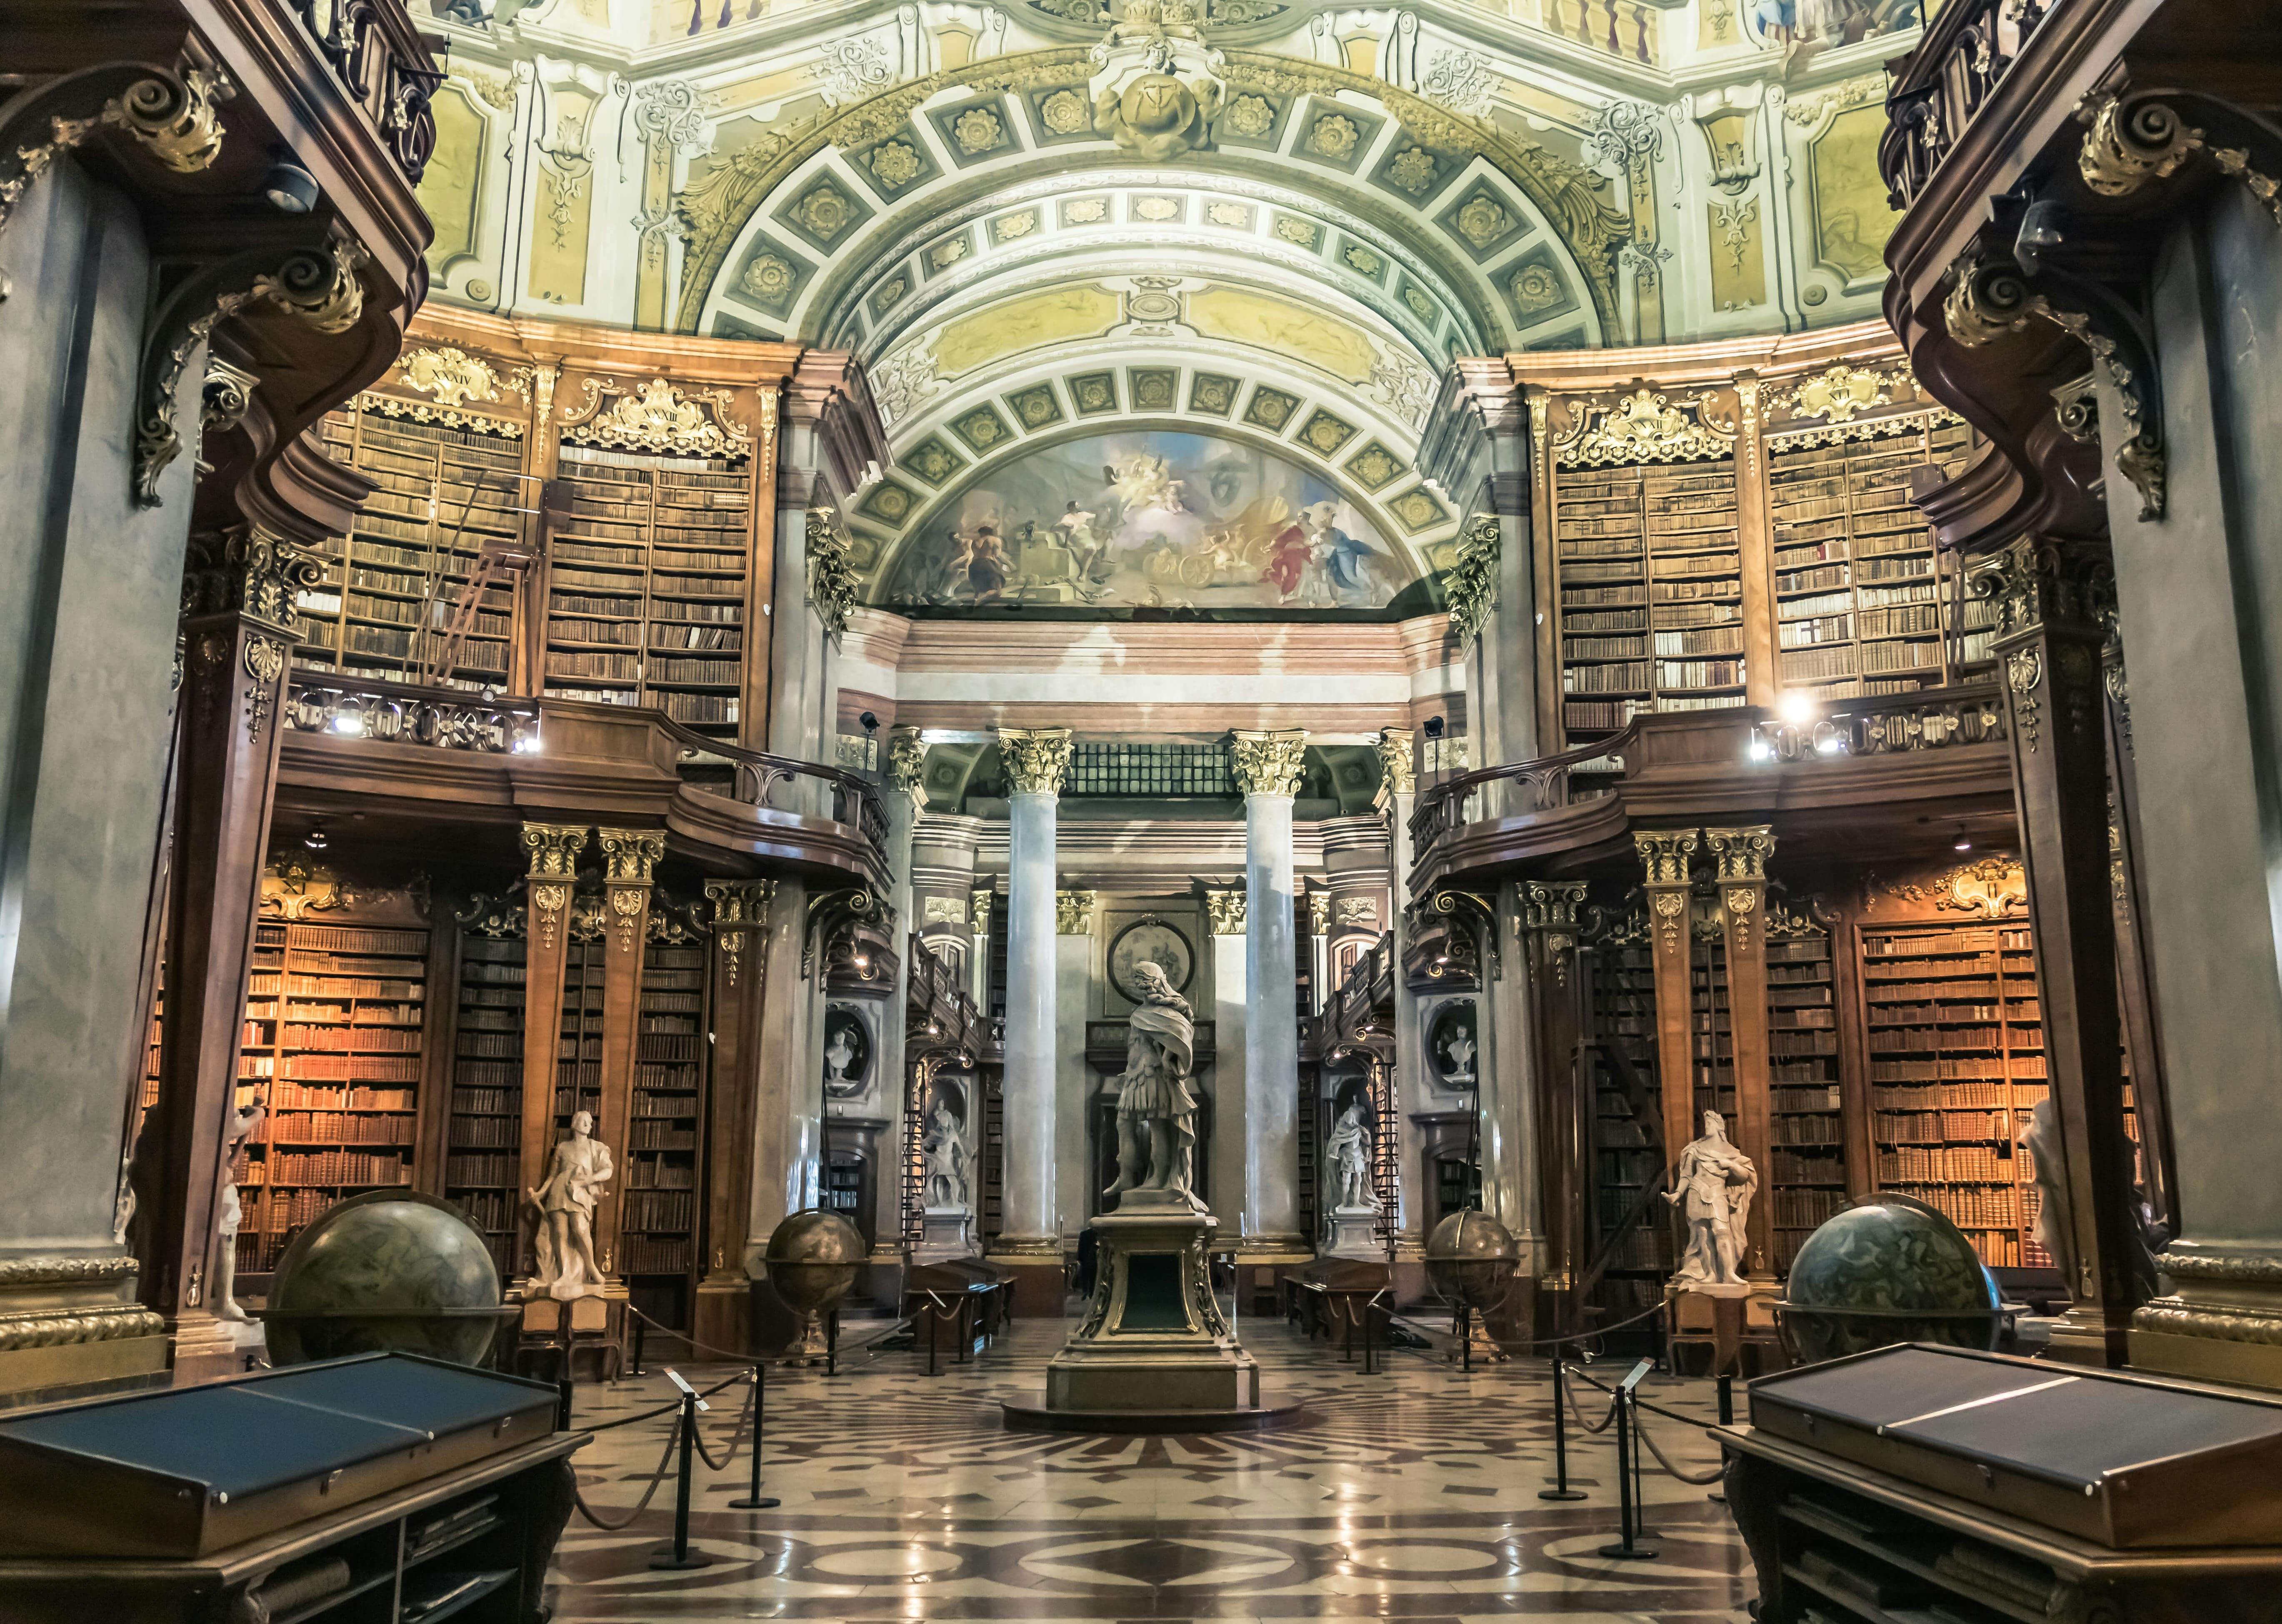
[879,431,1412,614]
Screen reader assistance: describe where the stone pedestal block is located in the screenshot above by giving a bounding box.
[1323,1206,1384,1260]
[1046,1199,1259,1413]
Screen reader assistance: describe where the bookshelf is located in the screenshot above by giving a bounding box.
[1858,921,2045,1269]
[236,921,427,1274]
[555,933,607,1134]
[1554,452,1745,746]
[310,405,526,687]
[1763,413,1975,700]
[542,444,752,739]
[1766,919,1847,1272]
[1585,912,1667,1307]
[625,932,706,1293]
[446,928,526,1274]
[1689,917,1736,1127]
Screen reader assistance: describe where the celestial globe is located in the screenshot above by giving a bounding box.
[764,1208,865,1315]
[1425,1209,1519,1310]
[262,1190,515,1366]
[1775,1192,2003,1366]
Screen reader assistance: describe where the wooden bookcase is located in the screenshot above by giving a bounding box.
[555,933,607,1135]
[1689,917,1737,1126]
[309,404,526,687]
[1584,910,1667,1306]
[237,921,427,1274]
[1763,412,1974,699]
[446,929,526,1275]
[625,928,706,1294]
[541,445,752,738]
[1766,919,1847,1271]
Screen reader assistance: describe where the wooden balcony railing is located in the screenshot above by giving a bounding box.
[1880,0,2063,212]
[284,0,447,184]
[1410,682,2007,867]
[282,671,890,867]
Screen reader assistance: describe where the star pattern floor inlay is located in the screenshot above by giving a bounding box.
[548,1317,1755,1622]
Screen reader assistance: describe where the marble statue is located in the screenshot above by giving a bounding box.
[825,1027,856,1092]
[1441,1031,1477,1087]
[1102,961,1201,1209]
[1326,1099,1377,1210]
[922,1099,969,1209]
[527,1109,613,1300]
[214,1088,267,1322]
[1667,1110,1758,1289]
[2019,1096,2164,1299]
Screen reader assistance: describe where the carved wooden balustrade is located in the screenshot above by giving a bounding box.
[1879,0,2063,212]
[1407,683,2013,895]
[282,0,446,185]
[280,672,890,882]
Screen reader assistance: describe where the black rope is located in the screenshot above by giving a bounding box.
[569,1425,678,1530]
[689,1377,755,1472]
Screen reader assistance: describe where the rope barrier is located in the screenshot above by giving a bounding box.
[574,1369,743,1433]
[1632,1410,1727,1486]
[688,1376,755,1473]
[623,1301,769,1363]
[569,1426,679,1531]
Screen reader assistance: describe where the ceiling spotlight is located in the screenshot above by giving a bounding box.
[859,711,880,735]
[1955,838,1974,851]
[1777,691,1819,727]
[304,824,330,851]
[262,160,320,215]
[1424,716,1446,740]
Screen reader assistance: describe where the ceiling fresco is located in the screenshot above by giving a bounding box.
[413,0,1929,618]
[874,428,1422,617]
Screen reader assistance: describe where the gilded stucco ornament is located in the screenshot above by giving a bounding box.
[396,345,507,409]
[997,727,1075,795]
[563,376,750,458]
[1442,513,1501,647]
[1206,889,1247,935]
[805,504,860,643]
[1228,728,1307,797]
[1374,728,1416,797]
[1560,386,1734,468]
[1782,363,1895,423]
[181,525,325,636]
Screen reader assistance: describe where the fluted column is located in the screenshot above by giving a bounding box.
[991,728,1071,1288]
[1378,729,1429,1255]
[1232,728,1308,1255]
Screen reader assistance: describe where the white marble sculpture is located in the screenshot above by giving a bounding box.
[1102,961,1201,1209]
[1326,1100,1378,1210]
[825,1026,857,1092]
[922,1099,970,1209]
[527,1109,614,1300]
[213,1088,268,1322]
[1666,1110,1758,1291]
[1441,1031,1477,1087]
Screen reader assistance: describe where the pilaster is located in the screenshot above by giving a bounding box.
[515,822,587,1281]
[1705,826,1775,1279]
[1522,880,1589,1315]
[1635,829,1700,1165]
[696,878,773,1354]
[1982,537,2140,1366]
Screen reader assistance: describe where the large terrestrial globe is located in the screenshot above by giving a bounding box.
[764,1209,864,1314]
[1425,1209,1519,1309]
[1776,1193,2003,1366]
[263,1190,515,1366]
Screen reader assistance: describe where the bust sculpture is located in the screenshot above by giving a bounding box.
[825,1028,856,1091]
[1102,961,1201,1209]
[527,1109,613,1300]
[214,1088,268,1322]
[922,1099,969,1209]
[1667,1110,1758,1289]
[1325,1099,1377,1210]
[1442,1031,1477,1087]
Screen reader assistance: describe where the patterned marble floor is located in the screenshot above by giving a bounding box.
[550,1316,1755,1622]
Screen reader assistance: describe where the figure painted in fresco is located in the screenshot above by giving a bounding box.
[882,432,1408,615]
[1102,961,1202,1209]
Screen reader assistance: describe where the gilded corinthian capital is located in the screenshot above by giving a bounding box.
[1635,828,1697,886]
[997,727,1073,795]
[598,827,667,883]
[1703,825,1775,882]
[1375,728,1417,796]
[1229,728,1308,797]
[522,822,589,877]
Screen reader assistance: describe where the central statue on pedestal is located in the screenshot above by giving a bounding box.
[1102,961,1202,1212]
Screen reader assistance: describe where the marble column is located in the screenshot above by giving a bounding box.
[1208,889,1250,1231]
[1231,729,1308,1257]
[1378,730,1429,1256]
[748,879,817,1271]
[990,728,1071,1304]
[1481,882,1540,1267]
[874,729,927,1267]
[1055,890,1096,1242]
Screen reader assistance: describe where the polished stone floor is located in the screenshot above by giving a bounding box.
[550,1316,1753,1622]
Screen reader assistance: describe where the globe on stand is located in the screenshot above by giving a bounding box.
[1775,1192,2003,1366]
[262,1190,516,1366]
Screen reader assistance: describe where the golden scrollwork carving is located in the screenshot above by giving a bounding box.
[1374,728,1417,797]
[242,635,285,743]
[705,877,775,987]
[1722,884,1759,953]
[1634,828,1698,887]
[1056,889,1097,934]
[181,525,324,635]
[562,375,750,457]
[1558,386,1735,469]
[1442,514,1500,648]
[522,822,589,878]
[1778,363,1897,423]
[395,345,508,409]
[1207,889,1247,936]
[1703,824,1775,882]
[806,504,860,643]
[530,882,570,951]
[135,237,370,506]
